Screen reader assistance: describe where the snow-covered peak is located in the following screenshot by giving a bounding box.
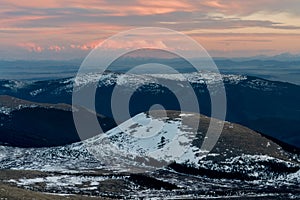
[84,112,201,171]
[0,111,204,172]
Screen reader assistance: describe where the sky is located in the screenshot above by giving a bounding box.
[1,0,300,60]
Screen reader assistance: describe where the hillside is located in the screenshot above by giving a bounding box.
[0,110,299,198]
[0,95,116,147]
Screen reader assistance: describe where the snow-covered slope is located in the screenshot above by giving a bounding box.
[0,111,197,172]
[0,111,298,174]
[0,110,299,198]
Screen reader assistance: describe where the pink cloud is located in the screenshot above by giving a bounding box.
[2,0,61,8]
[18,42,44,52]
[70,41,99,51]
[70,38,169,51]
[48,45,65,52]
[1,0,299,59]
[18,43,67,53]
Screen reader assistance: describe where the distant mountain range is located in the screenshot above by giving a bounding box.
[219,53,300,61]
[0,53,299,84]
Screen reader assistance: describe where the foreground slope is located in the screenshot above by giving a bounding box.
[0,110,299,198]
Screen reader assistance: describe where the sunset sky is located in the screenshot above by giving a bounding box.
[1,0,300,60]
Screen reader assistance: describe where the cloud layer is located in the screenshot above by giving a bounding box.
[0,0,300,59]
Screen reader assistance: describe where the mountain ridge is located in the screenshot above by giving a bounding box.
[1,71,298,148]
